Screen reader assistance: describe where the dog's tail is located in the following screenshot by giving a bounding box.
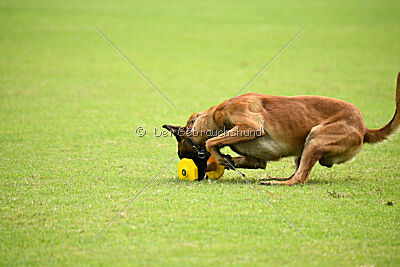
[364,72,400,144]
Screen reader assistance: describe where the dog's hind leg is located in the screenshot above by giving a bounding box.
[259,156,300,182]
[261,140,324,185]
[262,121,363,186]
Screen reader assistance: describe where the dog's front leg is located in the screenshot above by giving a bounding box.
[205,124,265,168]
[232,156,267,169]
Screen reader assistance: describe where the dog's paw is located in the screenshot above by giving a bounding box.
[221,154,235,169]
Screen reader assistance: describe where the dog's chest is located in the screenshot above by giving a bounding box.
[230,135,290,160]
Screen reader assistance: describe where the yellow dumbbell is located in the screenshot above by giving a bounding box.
[177,158,199,181]
[205,155,224,180]
[177,157,224,181]
[206,164,224,179]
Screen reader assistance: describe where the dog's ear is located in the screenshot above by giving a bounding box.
[162,124,185,142]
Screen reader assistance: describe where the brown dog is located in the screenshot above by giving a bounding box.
[163,73,400,185]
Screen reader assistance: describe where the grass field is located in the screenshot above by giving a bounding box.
[1,0,400,265]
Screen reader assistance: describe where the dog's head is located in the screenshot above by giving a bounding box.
[163,113,210,179]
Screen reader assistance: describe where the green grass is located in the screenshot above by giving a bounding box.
[1,0,400,265]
